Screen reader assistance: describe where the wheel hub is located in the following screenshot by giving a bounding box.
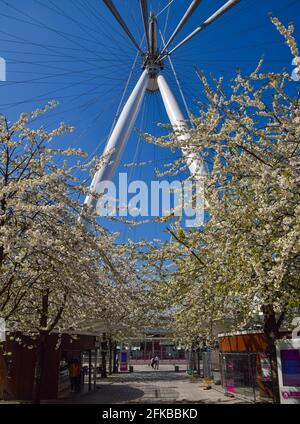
[141,11,164,93]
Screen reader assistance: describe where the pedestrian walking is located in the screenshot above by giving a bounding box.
[154,355,159,370]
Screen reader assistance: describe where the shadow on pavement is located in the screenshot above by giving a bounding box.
[46,384,145,404]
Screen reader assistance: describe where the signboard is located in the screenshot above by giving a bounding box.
[276,339,300,404]
[120,351,128,372]
[57,359,71,399]
[225,359,234,395]
[260,353,272,382]
[226,379,235,394]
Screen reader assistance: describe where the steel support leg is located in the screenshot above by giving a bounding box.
[85,70,149,208]
[157,73,204,177]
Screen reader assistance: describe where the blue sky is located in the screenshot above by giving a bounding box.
[0,0,299,242]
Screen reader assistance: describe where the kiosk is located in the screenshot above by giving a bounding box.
[120,351,128,372]
[276,339,300,404]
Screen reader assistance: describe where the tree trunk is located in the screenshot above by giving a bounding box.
[262,305,281,404]
[101,333,107,379]
[108,338,113,375]
[196,349,201,376]
[0,343,7,400]
[32,291,49,404]
[32,332,47,404]
[113,342,118,373]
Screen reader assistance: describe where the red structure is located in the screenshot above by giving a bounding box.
[0,333,97,401]
[218,330,290,401]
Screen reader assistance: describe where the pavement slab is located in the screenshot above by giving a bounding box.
[48,364,251,404]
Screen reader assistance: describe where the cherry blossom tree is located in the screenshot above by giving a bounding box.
[145,18,300,400]
[0,104,150,402]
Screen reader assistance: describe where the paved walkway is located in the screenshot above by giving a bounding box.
[51,365,250,404]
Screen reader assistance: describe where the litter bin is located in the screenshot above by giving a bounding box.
[175,365,179,372]
[129,365,134,373]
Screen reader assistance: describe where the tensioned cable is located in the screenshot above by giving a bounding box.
[129,4,144,41]
[0,63,137,109]
[107,37,145,141]
[36,0,133,56]
[139,0,150,50]
[174,39,289,61]
[160,0,172,50]
[0,25,136,109]
[0,9,108,50]
[2,0,297,205]
[160,0,202,56]
[156,0,175,18]
[161,0,254,57]
[73,35,145,178]
[0,65,128,87]
[77,0,136,49]
[2,0,278,117]
[160,0,241,60]
[0,0,133,61]
[159,30,194,128]
[159,0,253,60]
[0,27,131,69]
[1,75,139,117]
[2,0,295,92]
[0,70,122,109]
[128,97,147,184]
[102,0,143,54]
[0,29,123,61]
[158,0,296,90]
[37,0,118,45]
[122,95,148,243]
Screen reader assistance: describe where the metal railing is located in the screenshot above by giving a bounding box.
[220,352,275,403]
